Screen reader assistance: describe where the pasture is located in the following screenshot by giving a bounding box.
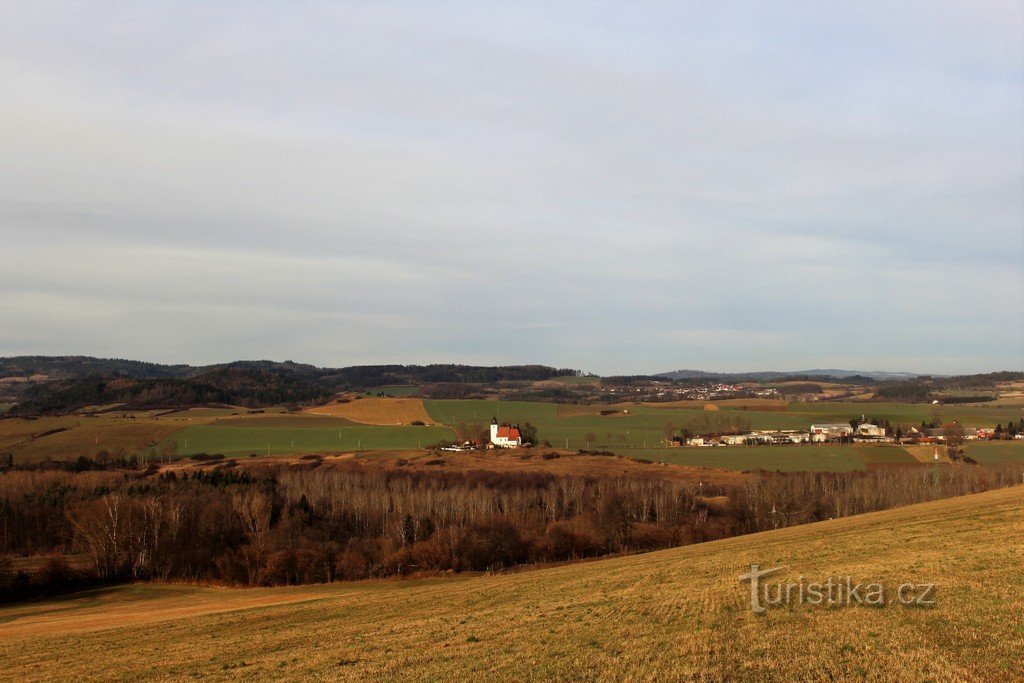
[965,441,1024,464]
[424,398,1024,452]
[159,423,454,457]
[624,444,873,472]
[1,485,1021,680]
[2,397,1022,470]
[0,415,182,463]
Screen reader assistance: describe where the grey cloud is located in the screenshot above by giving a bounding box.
[0,2,1020,373]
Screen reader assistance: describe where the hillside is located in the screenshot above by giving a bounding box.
[1,486,1021,680]
[8,366,332,414]
[659,368,922,381]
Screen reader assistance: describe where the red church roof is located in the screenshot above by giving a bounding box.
[496,426,521,440]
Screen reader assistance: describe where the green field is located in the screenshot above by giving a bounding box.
[624,442,1024,472]
[623,445,871,472]
[100,398,1024,468]
[785,401,1024,427]
[966,441,1024,464]
[424,399,1024,452]
[160,424,455,457]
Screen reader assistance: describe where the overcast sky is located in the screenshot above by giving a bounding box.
[1,2,1022,374]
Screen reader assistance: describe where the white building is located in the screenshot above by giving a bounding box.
[810,423,854,442]
[489,418,522,448]
[856,423,887,438]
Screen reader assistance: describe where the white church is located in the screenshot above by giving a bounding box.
[489,418,522,448]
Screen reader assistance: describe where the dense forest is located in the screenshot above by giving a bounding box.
[2,459,1022,603]
[876,372,1024,402]
[8,367,333,415]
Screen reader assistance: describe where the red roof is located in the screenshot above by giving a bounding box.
[496,426,521,440]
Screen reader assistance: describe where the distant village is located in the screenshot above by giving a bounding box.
[441,417,1023,452]
[604,383,780,402]
[670,419,1012,448]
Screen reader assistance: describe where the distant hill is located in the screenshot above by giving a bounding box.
[658,368,923,381]
[0,356,193,380]
[0,356,580,412]
[7,365,333,414]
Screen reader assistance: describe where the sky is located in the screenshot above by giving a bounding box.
[1,1,1022,375]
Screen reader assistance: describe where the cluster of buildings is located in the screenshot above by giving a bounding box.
[440,419,524,452]
[674,420,1013,448]
[911,426,994,444]
[602,383,779,402]
[677,421,890,447]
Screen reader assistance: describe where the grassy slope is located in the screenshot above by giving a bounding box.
[2,487,1022,680]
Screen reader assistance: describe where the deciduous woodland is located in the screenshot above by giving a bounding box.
[1,461,1023,602]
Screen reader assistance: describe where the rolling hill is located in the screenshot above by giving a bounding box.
[1,486,1021,680]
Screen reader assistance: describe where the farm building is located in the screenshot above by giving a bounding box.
[489,419,522,448]
[748,430,809,445]
[856,423,887,438]
[810,423,854,442]
[925,426,979,441]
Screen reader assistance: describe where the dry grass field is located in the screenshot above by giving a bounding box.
[341,449,750,486]
[305,397,436,425]
[2,486,1022,680]
[0,415,183,463]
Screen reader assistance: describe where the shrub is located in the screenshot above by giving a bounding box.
[455,518,529,571]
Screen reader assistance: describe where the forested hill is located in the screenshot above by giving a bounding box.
[0,357,580,413]
[1,357,577,385]
[8,366,333,414]
[0,356,195,380]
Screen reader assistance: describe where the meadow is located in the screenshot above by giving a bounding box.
[1,485,1021,680]
[424,398,1024,451]
[163,423,454,457]
[1,396,1022,469]
[623,444,898,472]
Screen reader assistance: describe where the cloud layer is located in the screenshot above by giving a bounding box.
[1,2,1021,373]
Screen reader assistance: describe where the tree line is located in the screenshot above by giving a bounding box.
[1,459,1022,602]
